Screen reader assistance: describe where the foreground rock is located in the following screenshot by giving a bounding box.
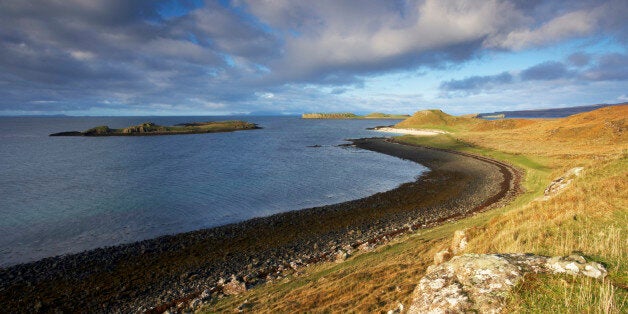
[408,253,607,313]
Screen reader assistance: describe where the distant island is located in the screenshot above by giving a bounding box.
[301,112,410,119]
[50,120,260,136]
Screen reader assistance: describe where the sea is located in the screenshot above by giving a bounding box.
[0,116,426,267]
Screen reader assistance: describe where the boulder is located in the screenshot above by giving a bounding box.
[408,253,606,313]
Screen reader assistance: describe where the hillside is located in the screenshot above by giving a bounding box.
[202,105,626,313]
[478,102,627,118]
[397,106,626,153]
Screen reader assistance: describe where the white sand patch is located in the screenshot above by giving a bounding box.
[374,127,447,136]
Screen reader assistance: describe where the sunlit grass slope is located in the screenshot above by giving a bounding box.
[203,105,627,313]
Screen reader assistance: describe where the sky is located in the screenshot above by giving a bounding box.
[1,0,627,116]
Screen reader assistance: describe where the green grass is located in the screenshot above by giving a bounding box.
[508,275,627,313]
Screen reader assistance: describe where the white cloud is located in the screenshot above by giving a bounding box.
[490,10,596,50]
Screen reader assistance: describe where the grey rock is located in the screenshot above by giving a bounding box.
[408,253,607,314]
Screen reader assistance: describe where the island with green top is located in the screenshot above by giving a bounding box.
[301,112,410,119]
[50,120,260,136]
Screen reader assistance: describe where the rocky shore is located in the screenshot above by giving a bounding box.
[0,138,521,313]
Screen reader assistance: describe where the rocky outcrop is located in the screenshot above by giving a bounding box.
[543,167,584,200]
[408,253,607,313]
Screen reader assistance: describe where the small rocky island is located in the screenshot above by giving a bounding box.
[301,112,410,119]
[50,120,260,136]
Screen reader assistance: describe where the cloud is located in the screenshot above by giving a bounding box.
[489,10,595,50]
[582,53,628,81]
[567,52,591,67]
[520,61,570,81]
[243,0,522,83]
[440,72,513,91]
[0,0,627,115]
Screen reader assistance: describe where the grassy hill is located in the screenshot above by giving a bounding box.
[395,109,478,132]
[203,106,627,313]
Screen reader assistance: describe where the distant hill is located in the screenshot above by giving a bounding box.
[396,105,626,146]
[395,109,479,131]
[478,102,627,119]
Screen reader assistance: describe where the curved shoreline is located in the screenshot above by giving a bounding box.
[0,138,521,313]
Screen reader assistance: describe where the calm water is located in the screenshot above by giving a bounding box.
[0,116,426,266]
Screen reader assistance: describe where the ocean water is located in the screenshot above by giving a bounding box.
[0,116,426,266]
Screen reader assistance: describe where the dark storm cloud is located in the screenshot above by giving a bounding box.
[440,72,513,91]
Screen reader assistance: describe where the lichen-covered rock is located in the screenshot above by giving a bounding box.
[544,254,607,279]
[408,253,606,313]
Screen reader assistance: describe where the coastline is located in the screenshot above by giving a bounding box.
[373,127,448,136]
[0,138,521,313]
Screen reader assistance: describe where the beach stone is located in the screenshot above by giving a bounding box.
[408,253,607,314]
[358,242,376,252]
[223,276,247,296]
[334,250,348,263]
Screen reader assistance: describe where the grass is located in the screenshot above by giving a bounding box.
[201,107,627,313]
[508,275,626,313]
